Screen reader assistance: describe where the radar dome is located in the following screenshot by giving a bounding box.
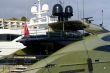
[65,5,73,16]
[52,4,63,16]
[42,4,49,12]
[31,6,38,14]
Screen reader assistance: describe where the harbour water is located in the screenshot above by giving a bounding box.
[0,55,39,73]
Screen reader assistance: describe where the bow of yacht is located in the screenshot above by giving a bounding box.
[0,28,26,59]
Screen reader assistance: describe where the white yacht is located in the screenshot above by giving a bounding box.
[0,41,25,58]
[0,23,26,59]
[0,35,26,59]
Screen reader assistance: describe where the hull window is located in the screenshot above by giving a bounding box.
[59,69,85,73]
[0,34,19,41]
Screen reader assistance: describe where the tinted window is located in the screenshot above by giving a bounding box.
[95,45,110,52]
[102,35,110,42]
[0,34,19,41]
[59,69,85,73]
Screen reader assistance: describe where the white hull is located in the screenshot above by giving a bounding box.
[0,42,26,59]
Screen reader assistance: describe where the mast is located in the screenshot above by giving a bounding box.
[82,0,85,21]
[38,0,42,19]
[101,9,103,26]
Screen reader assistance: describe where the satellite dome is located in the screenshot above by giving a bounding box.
[42,4,49,12]
[65,5,73,16]
[52,4,63,16]
[31,6,38,14]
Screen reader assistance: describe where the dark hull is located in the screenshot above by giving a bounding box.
[19,32,82,55]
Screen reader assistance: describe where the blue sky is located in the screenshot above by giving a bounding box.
[0,0,110,30]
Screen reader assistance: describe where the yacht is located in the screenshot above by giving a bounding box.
[18,0,87,56]
[0,21,26,59]
[21,0,110,72]
[0,34,26,59]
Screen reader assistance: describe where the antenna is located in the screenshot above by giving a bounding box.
[77,0,79,19]
[38,0,41,18]
[101,9,103,26]
[82,0,85,21]
[59,0,64,4]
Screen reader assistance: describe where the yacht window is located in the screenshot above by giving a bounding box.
[0,34,19,41]
[95,45,110,52]
[59,69,85,73]
[101,35,110,42]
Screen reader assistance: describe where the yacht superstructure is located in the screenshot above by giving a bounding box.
[29,0,57,35]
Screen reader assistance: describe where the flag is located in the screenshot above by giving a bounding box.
[24,22,29,37]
